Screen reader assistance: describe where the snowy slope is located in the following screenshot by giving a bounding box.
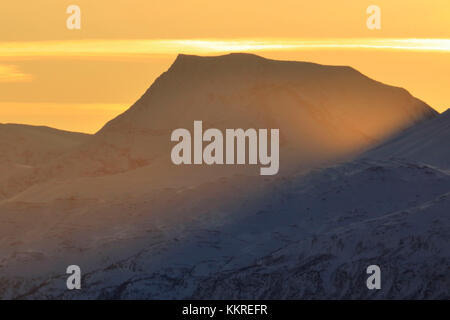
[1,157,448,299]
[0,124,90,199]
[0,123,89,166]
[364,109,450,169]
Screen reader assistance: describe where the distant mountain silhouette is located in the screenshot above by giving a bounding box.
[91,53,436,174]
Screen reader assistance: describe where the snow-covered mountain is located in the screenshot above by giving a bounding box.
[0,53,436,201]
[0,54,447,299]
[77,53,437,176]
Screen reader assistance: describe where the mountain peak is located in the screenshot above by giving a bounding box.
[168,52,268,72]
[102,53,436,132]
[164,53,371,84]
[173,52,266,63]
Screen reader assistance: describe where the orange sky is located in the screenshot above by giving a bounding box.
[0,0,449,133]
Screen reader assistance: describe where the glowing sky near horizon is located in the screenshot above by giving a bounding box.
[0,0,449,133]
[0,39,449,59]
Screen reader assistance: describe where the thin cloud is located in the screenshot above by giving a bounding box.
[0,65,33,82]
[0,38,449,60]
